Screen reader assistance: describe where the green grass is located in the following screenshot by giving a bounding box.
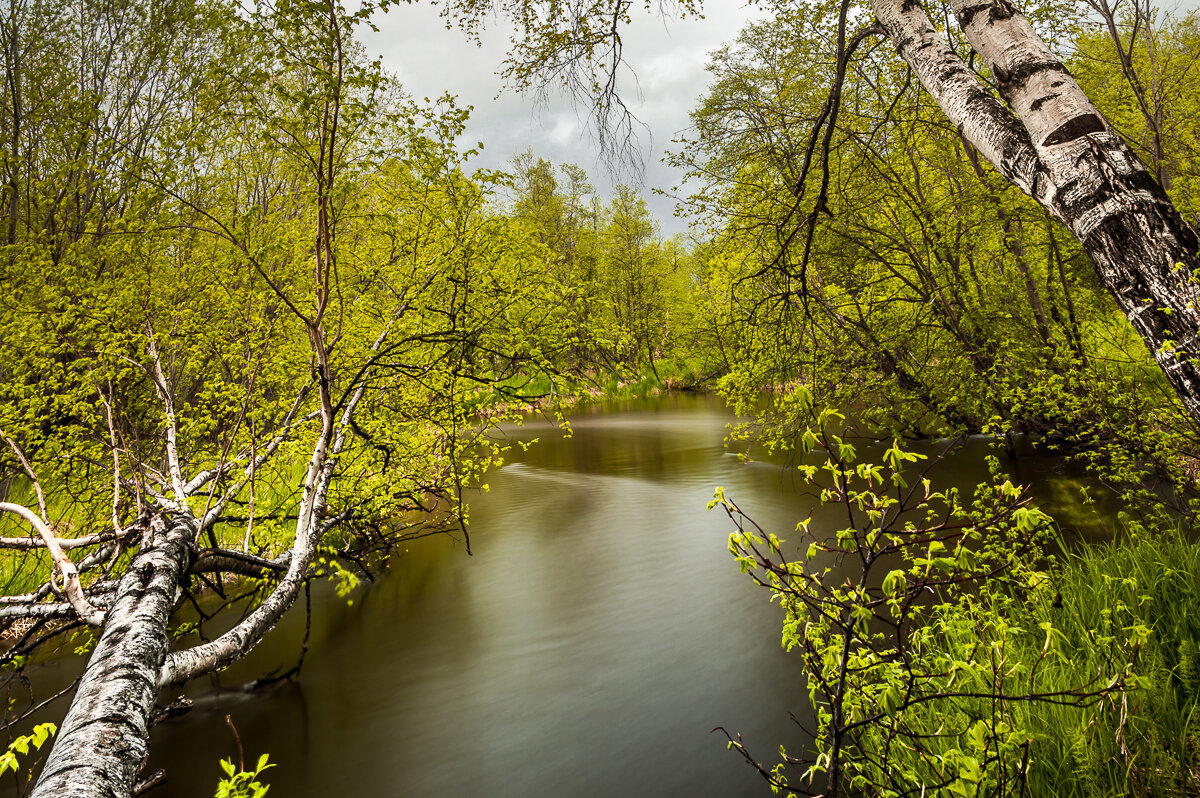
[1015,528,1200,796]
[867,524,1200,797]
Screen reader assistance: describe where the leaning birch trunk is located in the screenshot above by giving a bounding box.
[30,516,194,798]
[26,412,332,796]
[159,329,376,686]
[26,316,387,796]
[870,0,1200,422]
[157,413,334,687]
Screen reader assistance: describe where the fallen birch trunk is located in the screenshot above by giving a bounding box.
[29,516,195,798]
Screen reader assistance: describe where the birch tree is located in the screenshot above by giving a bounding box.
[669,6,1189,452]
[0,0,563,794]
[484,0,1200,420]
[840,0,1200,419]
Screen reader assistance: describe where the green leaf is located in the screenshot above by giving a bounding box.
[882,569,905,598]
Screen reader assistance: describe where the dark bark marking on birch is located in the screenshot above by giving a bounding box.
[986,0,1016,22]
[1029,93,1059,112]
[1126,166,1166,195]
[1042,114,1105,146]
[1056,176,1106,217]
[956,2,990,26]
[968,98,1036,169]
[901,0,923,12]
[938,65,962,83]
[997,60,1069,94]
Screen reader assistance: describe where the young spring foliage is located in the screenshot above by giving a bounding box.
[675,2,1197,458]
[215,754,275,798]
[713,388,1172,797]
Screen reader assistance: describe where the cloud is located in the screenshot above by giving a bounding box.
[360,0,763,234]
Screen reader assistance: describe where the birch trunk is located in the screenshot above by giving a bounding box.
[158,420,331,687]
[30,516,194,798]
[871,0,1200,421]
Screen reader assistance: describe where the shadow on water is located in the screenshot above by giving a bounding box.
[10,393,1114,797]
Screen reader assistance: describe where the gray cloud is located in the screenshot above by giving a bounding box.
[362,0,1200,235]
[360,0,763,235]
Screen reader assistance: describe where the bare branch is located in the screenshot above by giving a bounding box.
[145,323,189,504]
[0,503,105,626]
[1,430,48,522]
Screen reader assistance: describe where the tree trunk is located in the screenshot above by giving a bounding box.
[30,516,194,798]
[871,0,1200,422]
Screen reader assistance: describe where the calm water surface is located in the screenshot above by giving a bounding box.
[28,394,1107,796]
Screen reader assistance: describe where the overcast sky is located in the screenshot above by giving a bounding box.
[360,1,765,235]
[360,0,1200,236]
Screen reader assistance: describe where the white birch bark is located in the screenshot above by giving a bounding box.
[0,503,105,626]
[871,0,1200,421]
[869,0,1042,201]
[29,516,195,798]
[145,328,189,504]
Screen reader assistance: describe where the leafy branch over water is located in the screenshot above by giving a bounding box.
[713,393,1196,796]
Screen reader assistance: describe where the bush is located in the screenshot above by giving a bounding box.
[718,398,1198,796]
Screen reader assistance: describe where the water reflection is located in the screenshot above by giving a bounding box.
[135,394,816,797]
[16,394,1112,797]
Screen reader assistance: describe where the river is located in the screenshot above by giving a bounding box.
[25,393,1107,796]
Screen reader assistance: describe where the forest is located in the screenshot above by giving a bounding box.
[0,0,1197,794]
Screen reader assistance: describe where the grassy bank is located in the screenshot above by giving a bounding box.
[1016,527,1200,795]
[721,416,1200,797]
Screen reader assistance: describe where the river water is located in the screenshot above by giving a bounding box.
[27,394,1108,796]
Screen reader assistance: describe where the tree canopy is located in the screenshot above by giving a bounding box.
[1,0,1200,793]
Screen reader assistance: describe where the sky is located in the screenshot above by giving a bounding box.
[359,0,1200,236]
[360,1,765,235]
